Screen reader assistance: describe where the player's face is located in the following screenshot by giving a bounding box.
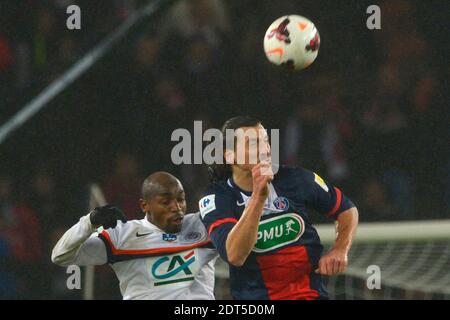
[141,186,186,233]
[227,124,271,171]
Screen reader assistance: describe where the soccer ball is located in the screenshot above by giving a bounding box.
[264,15,320,70]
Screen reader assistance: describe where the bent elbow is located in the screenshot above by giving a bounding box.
[225,235,250,267]
[51,249,67,267]
[227,254,246,267]
[51,251,61,265]
[351,206,359,219]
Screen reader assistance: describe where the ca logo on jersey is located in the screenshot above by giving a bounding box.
[253,213,305,253]
[151,251,196,286]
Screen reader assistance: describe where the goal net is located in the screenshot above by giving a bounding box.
[318,220,450,300]
[214,219,450,300]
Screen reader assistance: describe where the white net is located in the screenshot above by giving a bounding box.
[324,240,450,299]
[318,220,450,300]
[214,220,450,300]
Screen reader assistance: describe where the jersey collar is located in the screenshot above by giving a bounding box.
[227,177,253,197]
[141,216,192,235]
[141,217,163,232]
[227,178,285,214]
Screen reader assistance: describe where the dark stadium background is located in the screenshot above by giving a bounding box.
[0,0,448,299]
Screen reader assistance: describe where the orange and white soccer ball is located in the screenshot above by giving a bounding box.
[264,15,320,70]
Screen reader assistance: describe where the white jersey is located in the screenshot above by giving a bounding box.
[51,212,218,300]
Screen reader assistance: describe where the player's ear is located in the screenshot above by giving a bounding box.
[139,198,148,213]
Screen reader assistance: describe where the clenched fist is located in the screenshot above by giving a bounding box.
[252,161,274,200]
[90,205,127,229]
[315,247,348,276]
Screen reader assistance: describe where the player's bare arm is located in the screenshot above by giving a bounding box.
[226,162,273,266]
[316,207,359,276]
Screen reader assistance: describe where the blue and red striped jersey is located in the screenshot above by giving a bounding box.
[199,165,355,300]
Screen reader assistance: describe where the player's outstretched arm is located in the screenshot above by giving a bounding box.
[316,207,358,275]
[51,205,126,267]
[225,162,273,267]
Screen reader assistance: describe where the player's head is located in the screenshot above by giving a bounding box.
[140,172,186,233]
[208,116,271,181]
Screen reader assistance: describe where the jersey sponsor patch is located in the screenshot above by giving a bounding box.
[151,250,197,286]
[162,233,177,242]
[253,213,305,253]
[199,195,216,219]
[314,172,329,192]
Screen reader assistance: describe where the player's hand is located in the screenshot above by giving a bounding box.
[89,205,127,229]
[252,161,274,200]
[315,247,348,276]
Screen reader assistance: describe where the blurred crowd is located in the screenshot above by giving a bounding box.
[0,0,448,299]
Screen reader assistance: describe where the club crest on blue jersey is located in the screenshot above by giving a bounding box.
[162,233,177,242]
[273,196,289,210]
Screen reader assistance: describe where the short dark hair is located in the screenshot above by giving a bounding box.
[207,116,261,182]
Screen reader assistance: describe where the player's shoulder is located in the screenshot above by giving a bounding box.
[199,180,239,221]
[182,212,202,227]
[101,219,146,242]
[202,180,235,197]
[275,164,315,182]
[199,180,237,205]
[110,218,145,232]
[275,165,330,194]
[180,212,208,237]
[180,213,216,256]
[278,165,335,196]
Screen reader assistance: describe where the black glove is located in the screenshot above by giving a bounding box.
[89,205,127,229]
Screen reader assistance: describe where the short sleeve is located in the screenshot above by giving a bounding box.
[297,168,355,219]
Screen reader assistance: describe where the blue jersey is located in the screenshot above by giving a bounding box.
[199,165,355,300]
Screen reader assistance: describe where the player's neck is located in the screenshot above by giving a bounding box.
[146,215,162,230]
[232,168,253,192]
[145,214,176,234]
